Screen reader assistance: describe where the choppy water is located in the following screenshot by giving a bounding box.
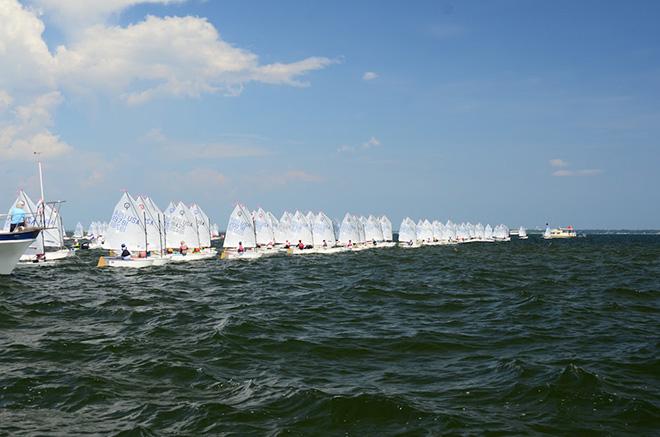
[1,235,659,435]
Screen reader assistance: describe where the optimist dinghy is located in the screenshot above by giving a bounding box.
[221,204,262,260]
[98,256,154,269]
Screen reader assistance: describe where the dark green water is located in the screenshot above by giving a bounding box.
[1,235,659,435]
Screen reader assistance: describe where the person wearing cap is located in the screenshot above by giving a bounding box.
[9,200,27,232]
[120,244,131,260]
[179,241,188,255]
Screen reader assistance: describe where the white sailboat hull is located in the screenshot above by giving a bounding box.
[221,249,263,260]
[169,251,217,262]
[0,229,41,275]
[150,256,171,266]
[19,248,74,263]
[105,258,154,268]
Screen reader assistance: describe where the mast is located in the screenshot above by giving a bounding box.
[143,211,148,258]
[163,213,168,253]
[35,153,46,257]
[158,215,164,257]
[194,212,201,249]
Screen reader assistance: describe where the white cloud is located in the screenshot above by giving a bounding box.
[549,158,569,168]
[0,0,334,161]
[338,136,381,153]
[259,170,322,188]
[0,0,56,91]
[0,91,72,160]
[363,71,378,81]
[142,128,268,159]
[552,168,602,177]
[0,90,13,110]
[28,0,185,30]
[52,15,334,104]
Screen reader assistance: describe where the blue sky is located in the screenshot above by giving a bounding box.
[1,0,659,229]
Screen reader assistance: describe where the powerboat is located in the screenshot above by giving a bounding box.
[0,228,41,275]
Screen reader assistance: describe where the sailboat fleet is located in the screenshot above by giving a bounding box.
[398,218,512,247]
[221,205,396,259]
[0,163,555,274]
[95,192,217,268]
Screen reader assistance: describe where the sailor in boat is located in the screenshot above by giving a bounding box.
[9,201,26,232]
[372,239,377,246]
[322,239,328,248]
[179,241,188,255]
[120,244,132,260]
[297,240,305,250]
[238,242,245,253]
[407,240,414,246]
[347,239,353,248]
[267,241,274,249]
[284,240,291,249]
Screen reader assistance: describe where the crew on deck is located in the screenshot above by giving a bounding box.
[120,244,131,260]
[9,200,26,232]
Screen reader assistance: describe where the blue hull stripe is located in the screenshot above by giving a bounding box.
[0,230,40,242]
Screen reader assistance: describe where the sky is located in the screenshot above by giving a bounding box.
[1,0,659,230]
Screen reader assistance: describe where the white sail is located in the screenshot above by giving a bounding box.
[73,222,84,238]
[357,216,366,243]
[33,201,64,248]
[145,197,166,249]
[484,224,494,240]
[179,202,200,248]
[416,219,433,242]
[475,223,485,240]
[380,216,393,241]
[224,204,256,248]
[135,196,163,254]
[105,192,148,251]
[267,212,283,244]
[364,215,384,242]
[191,203,212,248]
[338,213,359,245]
[276,212,292,244]
[164,201,186,249]
[312,212,336,247]
[306,211,315,225]
[290,210,313,246]
[398,217,417,243]
[254,208,275,245]
[519,226,527,238]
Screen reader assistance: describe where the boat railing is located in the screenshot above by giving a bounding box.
[0,212,52,230]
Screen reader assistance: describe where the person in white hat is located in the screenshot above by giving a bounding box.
[9,200,27,232]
